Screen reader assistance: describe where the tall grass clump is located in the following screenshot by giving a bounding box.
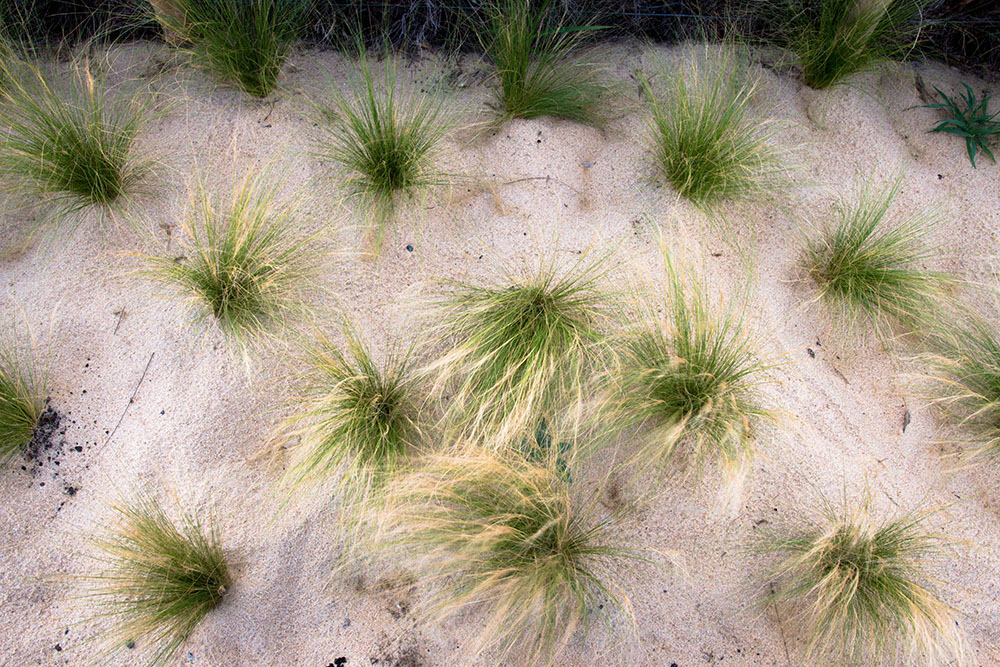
[81,495,230,666]
[317,51,447,252]
[923,315,1000,467]
[478,0,611,125]
[605,261,772,489]
[0,57,151,218]
[281,325,422,501]
[426,254,611,447]
[778,0,931,90]
[641,45,780,206]
[154,0,310,98]
[143,171,315,356]
[385,448,638,665]
[762,493,963,664]
[0,340,44,463]
[802,178,949,339]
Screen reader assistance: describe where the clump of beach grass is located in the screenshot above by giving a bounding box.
[81,495,230,666]
[153,0,310,98]
[0,55,152,220]
[281,324,422,501]
[384,447,639,665]
[0,338,44,463]
[762,492,963,664]
[316,50,448,252]
[605,259,773,490]
[641,44,781,205]
[142,171,316,357]
[478,0,611,125]
[779,0,932,90]
[801,178,950,339]
[425,254,612,448]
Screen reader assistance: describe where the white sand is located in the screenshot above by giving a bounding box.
[1,41,999,666]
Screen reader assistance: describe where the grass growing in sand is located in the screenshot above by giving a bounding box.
[778,0,931,90]
[641,44,780,205]
[82,495,230,666]
[478,0,611,125]
[317,50,447,251]
[925,82,1000,168]
[143,171,315,355]
[425,254,611,447]
[802,178,949,339]
[0,56,152,218]
[604,261,772,487]
[155,0,310,98]
[385,448,638,665]
[0,340,44,463]
[281,325,422,498]
[762,492,963,664]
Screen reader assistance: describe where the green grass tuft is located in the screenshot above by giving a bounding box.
[925,82,1000,168]
[82,495,230,666]
[641,44,780,205]
[156,0,310,98]
[0,57,151,218]
[281,325,422,498]
[478,0,611,125]
[143,171,315,356]
[780,0,931,90]
[0,341,44,463]
[763,492,963,664]
[802,178,950,339]
[317,51,447,252]
[385,448,638,665]
[605,260,773,486]
[425,254,611,448]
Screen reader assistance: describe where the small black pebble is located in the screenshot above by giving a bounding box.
[343,618,351,628]
[334,659,348,667]
[65,486,77,496]
[938,174,943,179]
[405,244,413,252]
[55,644,62,651]
[127,641,135,649]
[806,347,815,358]
[671,663,678,667]
[160,410,165,415]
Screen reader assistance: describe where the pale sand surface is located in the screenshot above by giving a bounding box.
[1,41,999,666]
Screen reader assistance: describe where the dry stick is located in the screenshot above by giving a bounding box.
[112,308,125,335]
[103,352,155,447]
[502,175,583,195]
[769,582,792,666]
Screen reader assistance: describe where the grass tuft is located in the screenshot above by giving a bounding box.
[425,254,611,448]
[641,44,780,205]
[925,82,1000,168]
[780,0,931,90]
[763,492,963,664]
[281,325,422,499]
[801,178,950,339]
[143,171,315,356]
[0,56,151,218]
[316,51,447,252]
[385,448,638,665]
[478,0,611,125]
[82,495,230,666]
[605,260,772,486]
[155,0,310,98]
[0,340,44,463]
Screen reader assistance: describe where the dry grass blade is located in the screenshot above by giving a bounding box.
[80,495,230,666]
[0,337,44,463]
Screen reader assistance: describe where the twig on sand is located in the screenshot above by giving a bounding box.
[103,352,155,447]
[113,307,126,335]
[770,582,792,666]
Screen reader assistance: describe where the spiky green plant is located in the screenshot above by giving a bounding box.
[82,495,230,666]
[478,0,611,125]
[779,0,931,90]
[384,448,638,665]
[641,44,780,205]
[802,179,949,339]
[282,325,422,499]
[425,254,611,448]
[155,0,310,98]
[317,51,447,252]
[763,493,963,664]
[0,57,151,218]
[923,315,1000,467]
[925,82,1000,168]
[142,171,315,355]
[606,261,772,485]
[0,341,44,463]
